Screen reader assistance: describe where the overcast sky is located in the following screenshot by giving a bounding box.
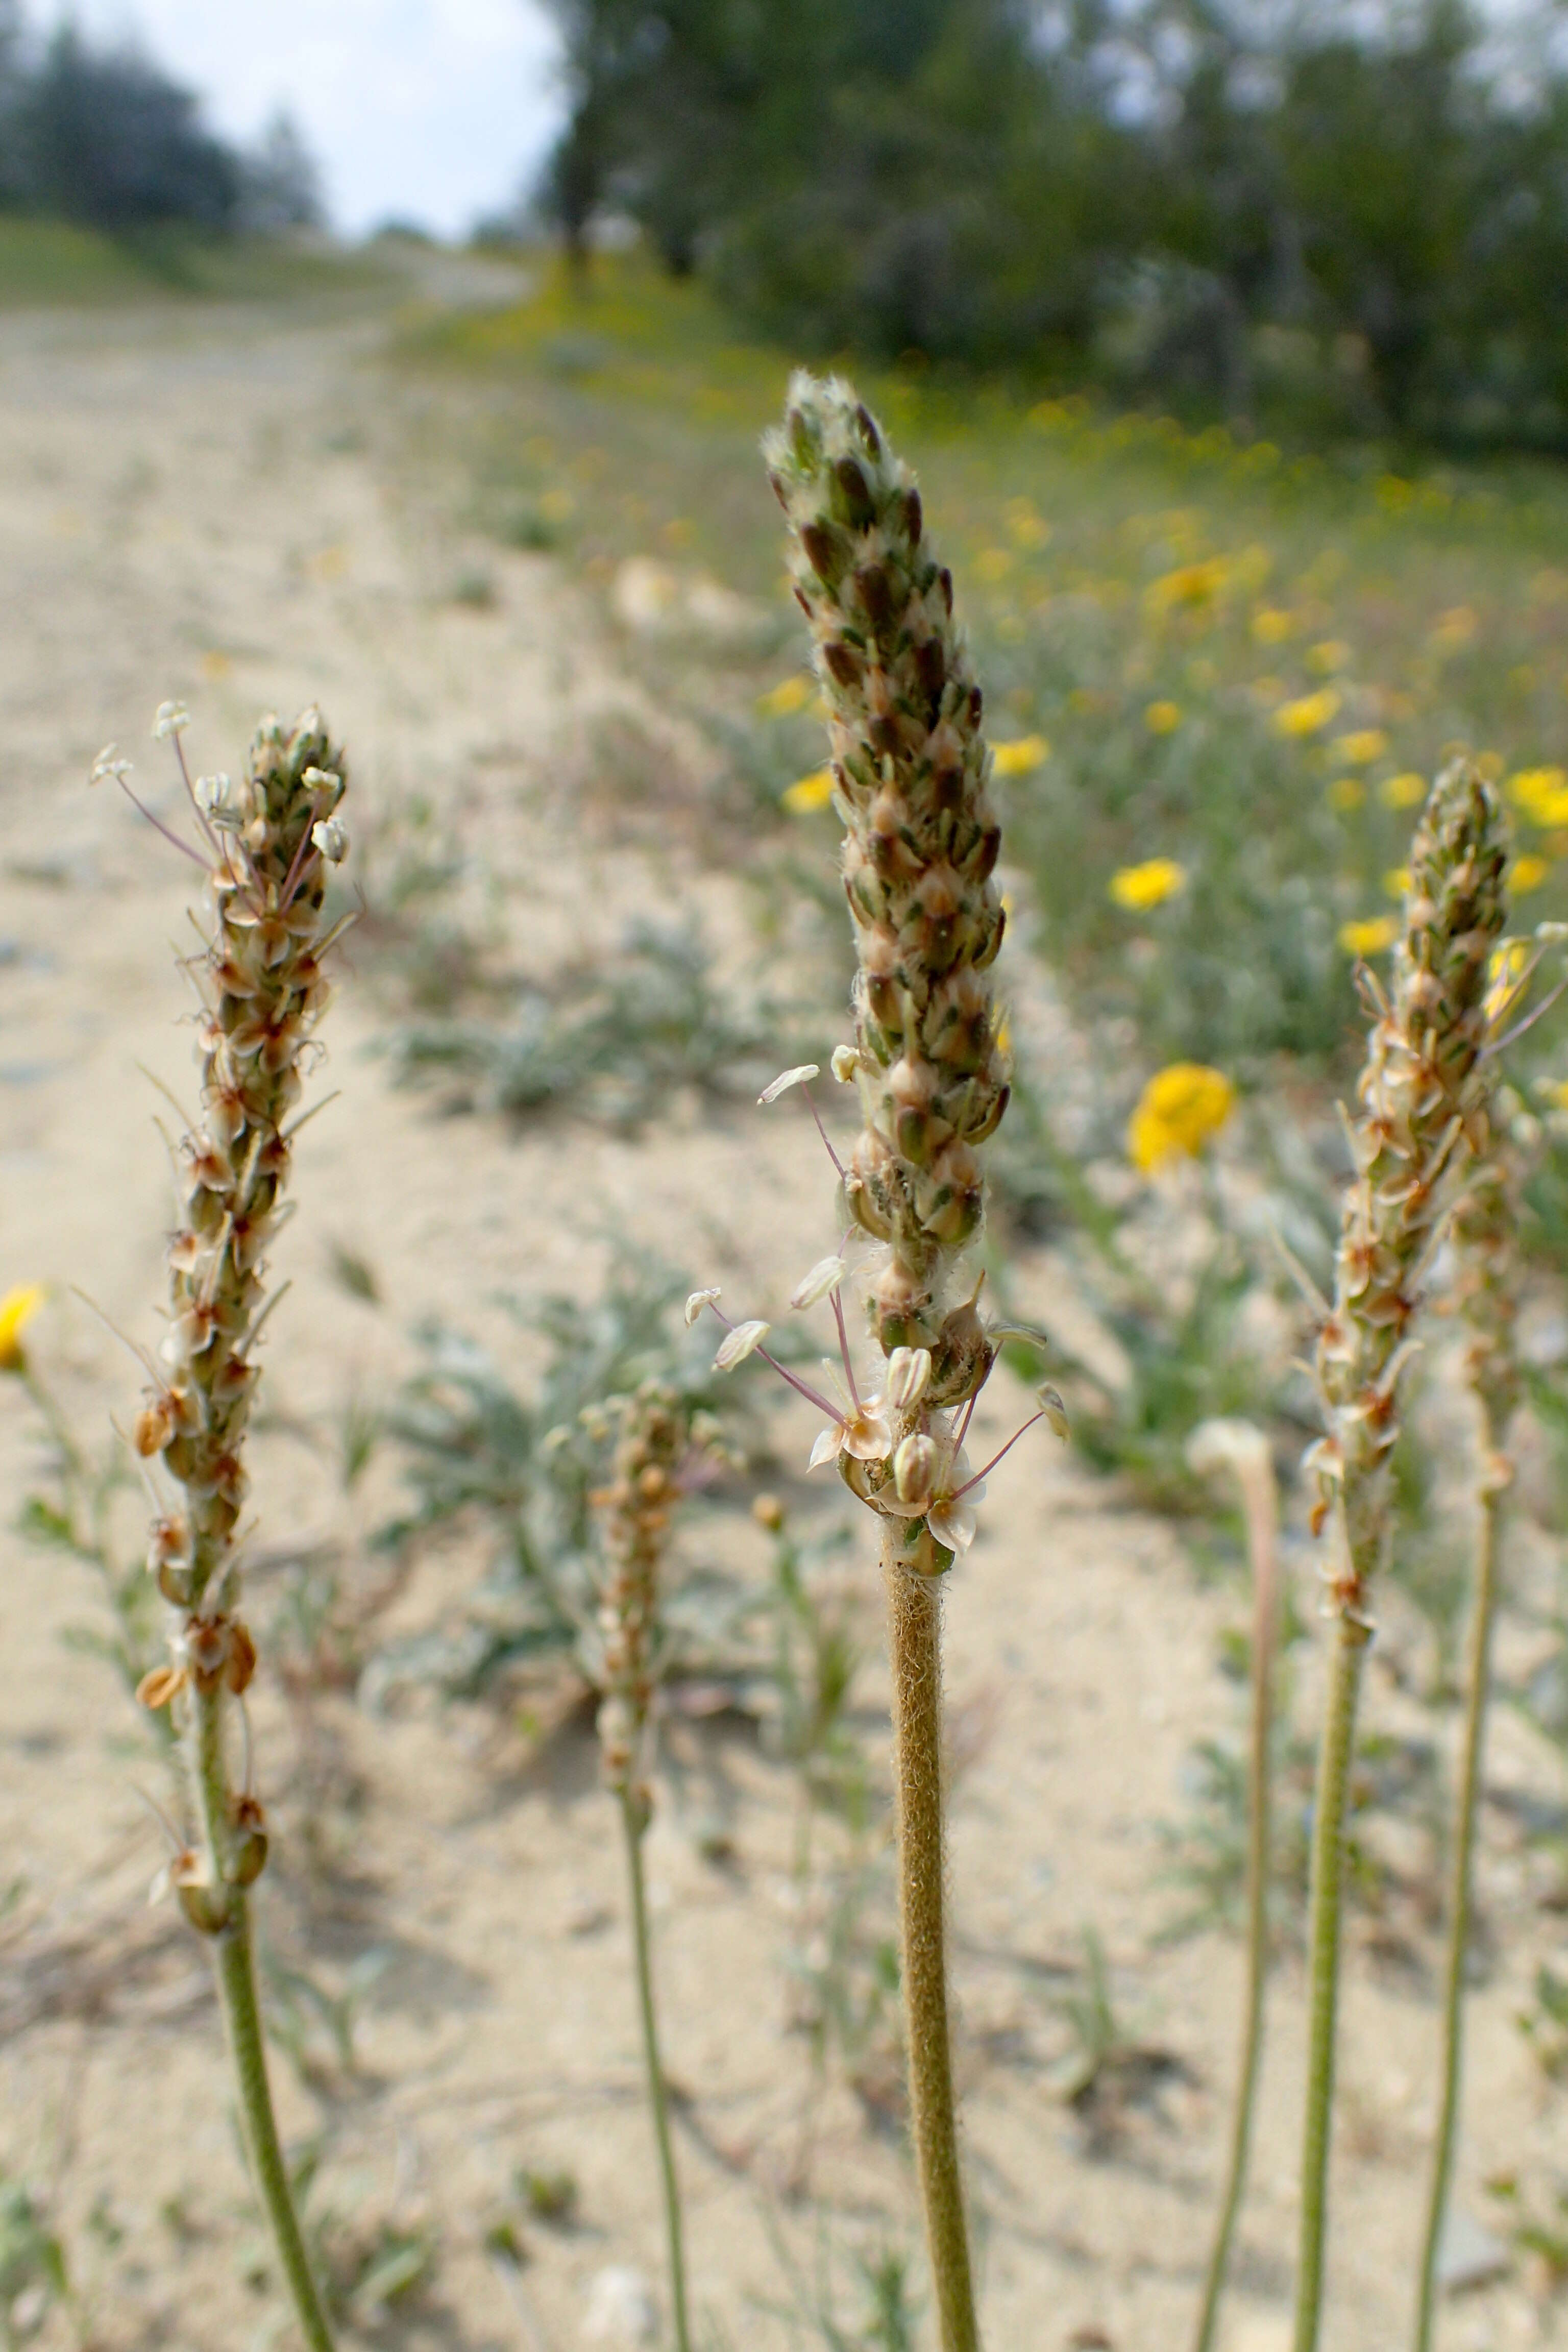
[31,1,566,240]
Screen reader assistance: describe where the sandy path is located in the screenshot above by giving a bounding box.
[0,287,1563,2352]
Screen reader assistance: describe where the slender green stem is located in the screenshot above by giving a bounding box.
[883,1532,981,2352]
[215,1902,337,2352]
[1294,1609,1370,2352]
[190,1687,335,2351]
[1193,1468,1279,2352]
[619,1789,692,2352]
[1413,1454,1503,2351]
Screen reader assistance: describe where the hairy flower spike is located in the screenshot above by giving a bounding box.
[140,706,350,1912]
[765,373,1007,1397]
[1310,760,1508,1623]
[1294,760,1508,2352]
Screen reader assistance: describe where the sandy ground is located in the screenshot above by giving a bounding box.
[2,278,1566,2352]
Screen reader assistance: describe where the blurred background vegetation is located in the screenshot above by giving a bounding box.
[0,0,320,246]
[536,0,1568,454]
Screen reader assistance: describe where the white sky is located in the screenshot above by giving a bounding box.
[29,1,567,240]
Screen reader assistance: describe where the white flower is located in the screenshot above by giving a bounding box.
[715,1318,770,1370]
[886,1345,933,1411]
[1038,1383,1070,1440]
[758,1063,820,1104]
[195,772,247,829]
[90,743,132,785]
[684,1287,720,1326]
[830,1043,863,1082]
[790,1254,846,1309]
[311,817,349,862]
[302,765,345,807]
[807,1395,892,1468]
[915,1442,984,1554]
[153,700,190,740]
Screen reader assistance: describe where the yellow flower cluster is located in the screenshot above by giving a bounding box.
[1128,1063,1235,1173]
[1110,856,1187,910]
[1509,765,1568,826]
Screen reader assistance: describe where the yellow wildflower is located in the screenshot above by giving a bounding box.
[782,767,835,814]
[1509,766,1568,826]
[1379,772,1426,809]
[1338,915,1398,956]
[1252,605,1295,645]
[1332,729,1389,766]
[1128,1064,1235,1173]
[1274,688,1341,738]
[975,547,1015,583]
[0,1284,45,1374]
[992,734,1049,776]
[1327,777,1364,811]
[1514,853,1550,893]
[1145,558,1229,620]
[1384,867,1412,899]
[756,673,813,718]
[1144,700,1182,735]
[1306,640,1351,675]
[1110,857,1187,911]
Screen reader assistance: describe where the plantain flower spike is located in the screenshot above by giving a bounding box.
[764,374,1008,1483]
[1294,758,1507,2352]
[594,1384,694,1829]
[134,707,351,1921]
[1308,760,1507,1618]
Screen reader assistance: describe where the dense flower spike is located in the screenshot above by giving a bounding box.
[1308,759,1509,1624]
[589,1383,721,2352]
[592,1384,722,1828]
[138,709,348,1702]
[116,704,346,2352]
[765,374,1008,1406]
[1294,758,1507,2352]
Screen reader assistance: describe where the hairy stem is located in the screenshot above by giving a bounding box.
[215,1912,336,2352]
[620,1790,692,2352]
[1294,1611,1369,2352]
[190,1688,335,2350]
[884,1528,980,2352]
[1193,1466,1278,2352]
[1413,1444,1503,2352]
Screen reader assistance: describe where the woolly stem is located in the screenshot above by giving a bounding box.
[192,1689,334,2352]
[1412,1426,1503,2352]
[1192,1465,1279,2352]
[1294,1610,1369,2352]
[883,1526,979,2352]
[619,1789,692,2352]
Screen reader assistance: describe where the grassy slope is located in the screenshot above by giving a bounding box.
[0,217,396,312]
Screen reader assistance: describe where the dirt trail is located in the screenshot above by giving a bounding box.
[0,288,1561,2352]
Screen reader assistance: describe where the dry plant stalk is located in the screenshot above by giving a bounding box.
[121,704,351,2352]
[1412,1125,1523,2350]
[756,372,1026,2352]
[1295,762,1507,2352]
[592,1383,723,2352]
[1185,1419,1280,2352]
